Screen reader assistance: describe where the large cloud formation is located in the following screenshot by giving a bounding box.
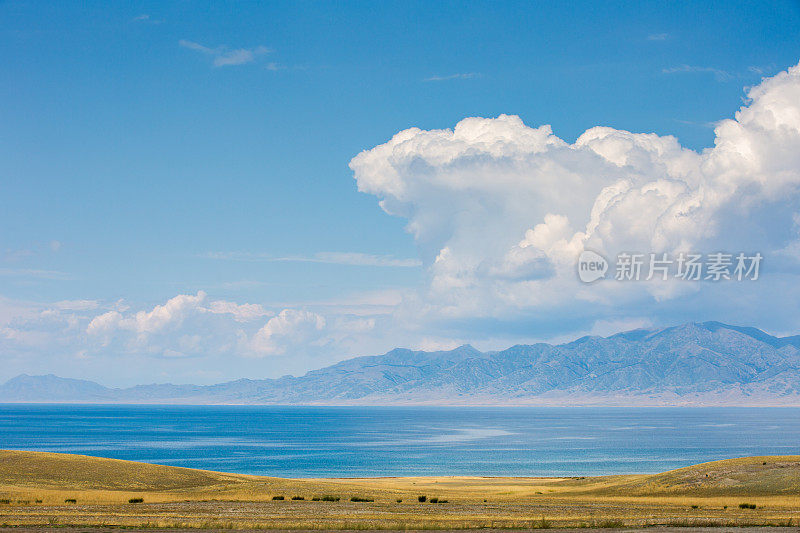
[1,290,378,384]
[3,61,800,385]
[350,61,800,329]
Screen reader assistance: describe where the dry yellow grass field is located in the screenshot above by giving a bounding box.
[1,450,798,530]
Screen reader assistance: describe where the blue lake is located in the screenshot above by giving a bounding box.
[1,405,798,477]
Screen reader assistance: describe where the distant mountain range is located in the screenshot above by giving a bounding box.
[3,322,800,405]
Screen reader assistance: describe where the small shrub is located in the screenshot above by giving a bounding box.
[418,495,427,502]
[320,495,340,502]
[291,496,304,500]
[128,498,144,504]
[691,505,699,509]
[429,497,438,503]
[739,503,757,509]
[272,495,285,501]
[723,505,728,509]
[35,499,42,504]
[350,496,374,502]
[598,519,624,528]
[396,498,402,503]
[311,496,320,501]
[0,500,9,505]
[64,499,76,504]
[534,516,551,529]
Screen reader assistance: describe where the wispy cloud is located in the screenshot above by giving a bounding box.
[179,40,271,67]
[424,72,480,82]
[3,241,61,263]
[52,300,100,311]
[215,280,271,290]
[2,249,34,262]
[202,251,422,268]
[662,64,733,82]
[0,268,71,280]
[647,33,669,41]
[747,65,778,77]
[314,252,421,267]
[673,118,718,128]
[269,289,404,316]
[133,14,164,24]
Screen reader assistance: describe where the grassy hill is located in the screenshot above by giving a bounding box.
[0,450,798,529]
[607,456,800,496]
[0,450,241,491]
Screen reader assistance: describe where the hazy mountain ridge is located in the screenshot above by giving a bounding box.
[2,321,800,405]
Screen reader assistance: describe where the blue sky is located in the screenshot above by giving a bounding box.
[2,1,800,385]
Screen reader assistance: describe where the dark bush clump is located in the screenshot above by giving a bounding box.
[350,496,374,502]
[320,495,340,502]
[291,496,304,500]
[128,498,144,504]
[272,495,285,500]
[418,495,427,502]
[0,499,10,504]
[429,497,438,503]
[739,503,757,509]
[64,499,76,504]
[396,498,402,503]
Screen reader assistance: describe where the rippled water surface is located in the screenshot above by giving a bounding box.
[1,405,798,477]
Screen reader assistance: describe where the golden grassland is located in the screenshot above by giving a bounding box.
[0,450,799,529]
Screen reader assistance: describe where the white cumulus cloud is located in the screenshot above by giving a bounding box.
[249,309,327,356]
[350,60,800,331]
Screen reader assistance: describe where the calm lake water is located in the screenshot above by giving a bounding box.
[1,405,798,477]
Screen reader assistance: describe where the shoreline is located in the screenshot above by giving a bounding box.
[3,401,800,407]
